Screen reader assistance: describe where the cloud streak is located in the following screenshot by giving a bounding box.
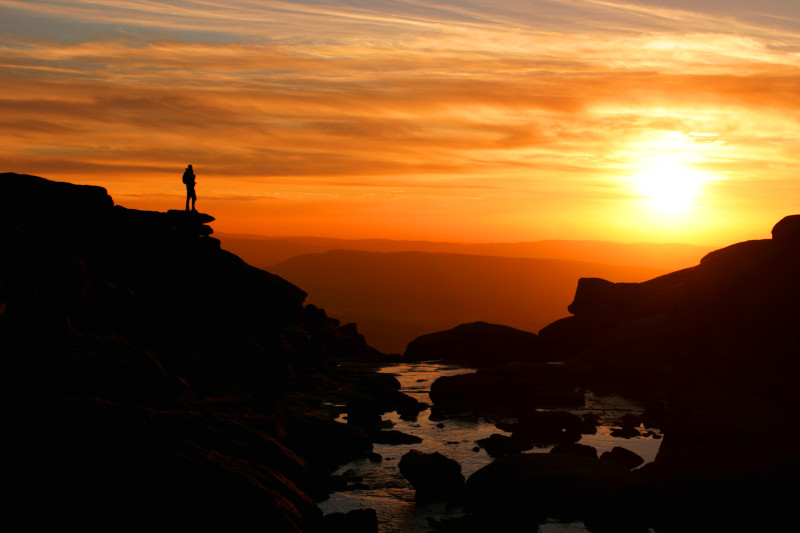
[2,1,800,243]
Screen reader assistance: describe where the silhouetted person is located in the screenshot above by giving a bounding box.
[182,164,196,211]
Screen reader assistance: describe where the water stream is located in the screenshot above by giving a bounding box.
[319,362,663,532]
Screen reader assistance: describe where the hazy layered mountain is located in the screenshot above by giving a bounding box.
[217,234,712,271]
[268,250,669,353]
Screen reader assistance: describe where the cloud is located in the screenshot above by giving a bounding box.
[2,1,800,243]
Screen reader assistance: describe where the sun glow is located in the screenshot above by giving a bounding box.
[625,128,721,220]
[634,156,709,214]
[3,3,800,247]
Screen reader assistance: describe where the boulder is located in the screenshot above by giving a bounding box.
[550,443,598,459]
[771,214,800,246]
[536,314,620,361]
[580,414,599,434]
[345,395,384,428]
[643,390,800,530]
[166,209,216,225]
[0,172,113,238]
[511,410,584,446]
[404,321,545,367]
[399,449,465,502]
[280,413,373,474]
[475,434,533,458]
[347,373,426,420]
[345,386,425,427]
[567,277,653,316]
[541,228,800,400]
[610,426,641,438]
[429,373,538,415]
[476,361,576,389]
[475,363,585,407]
[600,447,644,470]
[166,209,215,236]
[465,453,649,527]
[649,390,800,488]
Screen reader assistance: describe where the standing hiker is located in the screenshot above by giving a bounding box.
[182,164,196,212]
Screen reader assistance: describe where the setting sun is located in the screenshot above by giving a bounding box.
[634,156,708,215]
[2,1,800,247]
[5,3,800,529]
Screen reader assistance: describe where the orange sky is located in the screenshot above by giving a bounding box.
[2,1,800,246]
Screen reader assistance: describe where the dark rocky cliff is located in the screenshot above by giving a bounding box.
[538,218,800,528]
[0,173,385,530]
[541,215,800,404]
[407,215,800,530]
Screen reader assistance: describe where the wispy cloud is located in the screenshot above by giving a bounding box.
[2,1,800,243]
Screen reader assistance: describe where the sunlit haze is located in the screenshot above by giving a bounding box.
[3,1,800,246]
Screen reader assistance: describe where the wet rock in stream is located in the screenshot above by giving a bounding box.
[399,449,466,503]
[465,452,649,530]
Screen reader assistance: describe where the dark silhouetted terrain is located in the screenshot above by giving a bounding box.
[415,216,800,531]
[4,172,799,532]
[0,173,393,531]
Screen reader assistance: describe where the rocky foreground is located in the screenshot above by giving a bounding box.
[399,215,800,531]
[0,173,417,531]
[3,172,800,531]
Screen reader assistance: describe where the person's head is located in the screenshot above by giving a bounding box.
[187,164,192,169]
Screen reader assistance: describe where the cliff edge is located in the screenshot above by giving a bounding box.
[0,173,385,530]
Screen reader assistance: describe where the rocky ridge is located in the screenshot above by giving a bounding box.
[0,173,405,531]
[405,214,800,531]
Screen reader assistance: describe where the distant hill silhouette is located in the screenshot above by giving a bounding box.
[268,250,669,353]
[217,233,712,271]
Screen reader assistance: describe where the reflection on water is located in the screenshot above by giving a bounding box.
[319,362,662,532]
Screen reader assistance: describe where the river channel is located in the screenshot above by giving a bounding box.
[319,362,663,532]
